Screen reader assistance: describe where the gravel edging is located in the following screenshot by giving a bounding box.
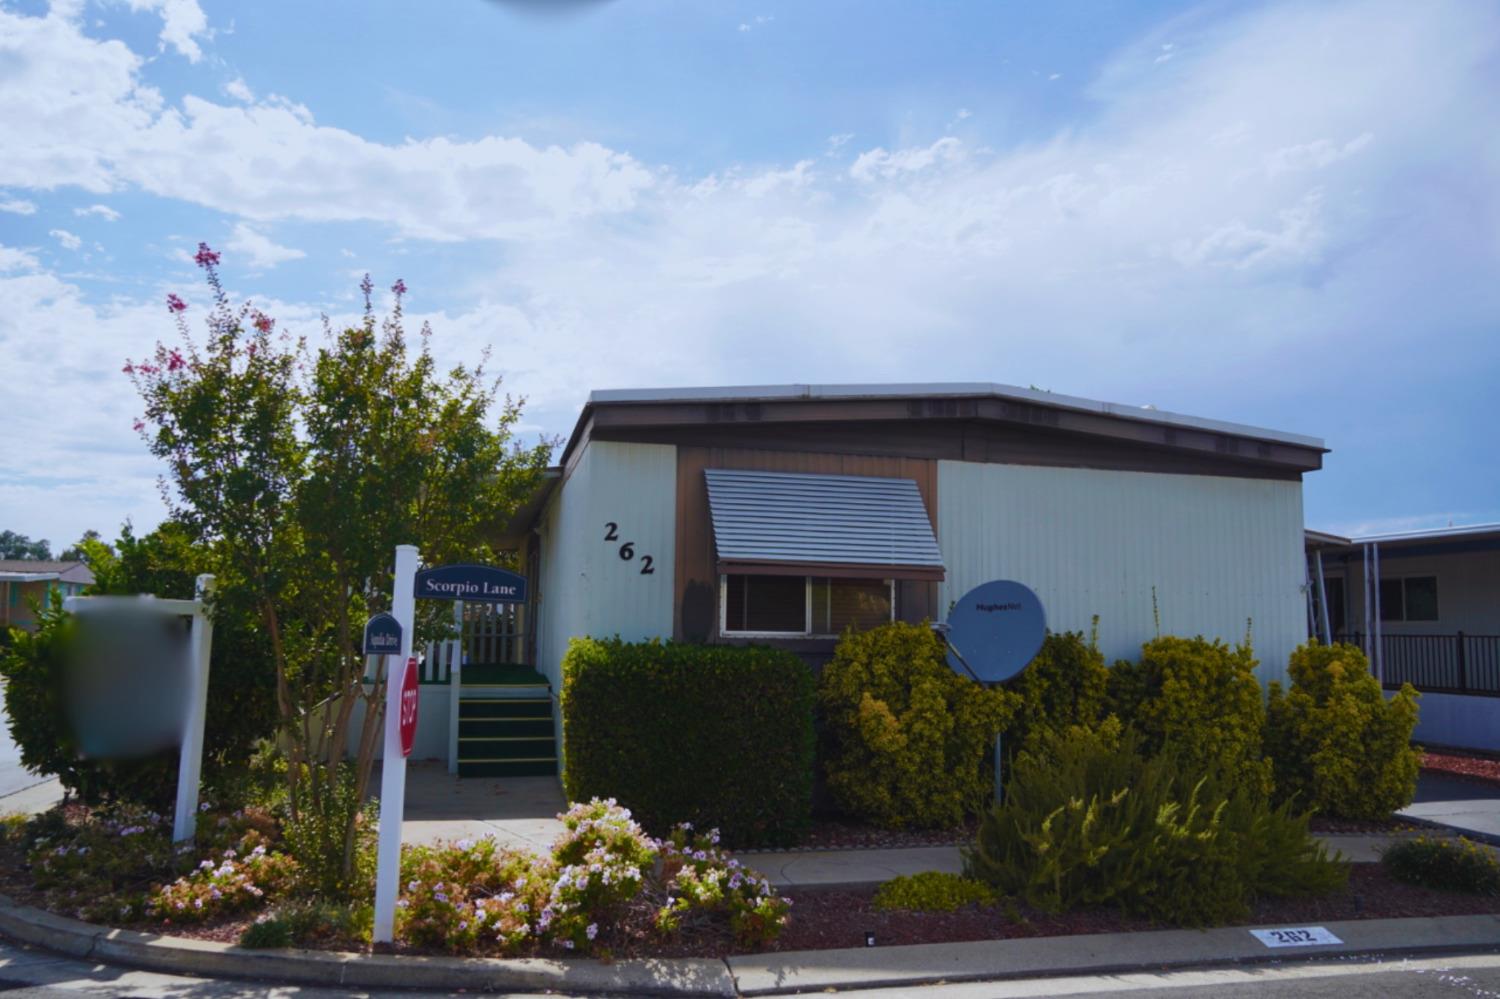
[3,891,1498,996]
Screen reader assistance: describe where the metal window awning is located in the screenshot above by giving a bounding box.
[705,468,945,581]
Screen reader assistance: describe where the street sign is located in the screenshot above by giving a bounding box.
[944,580,1047,685]
[398,656,419,758]
[362,612,403,656]
[413,563,527,604]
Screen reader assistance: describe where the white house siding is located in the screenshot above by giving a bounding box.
[937,461,1307,685]
[534,440,678,690]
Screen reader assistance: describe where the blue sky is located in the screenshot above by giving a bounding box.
[1,0,1497,550]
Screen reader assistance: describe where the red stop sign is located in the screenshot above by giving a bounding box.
[398,656,419,758]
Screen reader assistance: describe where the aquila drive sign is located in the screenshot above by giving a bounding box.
[362,612,403,656]
[413,564,527,604]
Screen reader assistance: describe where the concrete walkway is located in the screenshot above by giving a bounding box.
[393,761,567,851]
[1401,770,1500,844]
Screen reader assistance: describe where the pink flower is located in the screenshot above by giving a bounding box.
[252,312,273,334]
[166,294,187,313]
[391,278,407,296]
[167,349,186,372]
[132,418,145,433]
[194,243,220,268]
[122,362,135,375]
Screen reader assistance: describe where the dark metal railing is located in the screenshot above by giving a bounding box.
[1335,632,1500,697]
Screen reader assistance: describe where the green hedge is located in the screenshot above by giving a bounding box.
[560,638,815,848]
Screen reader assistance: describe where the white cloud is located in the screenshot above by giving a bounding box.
[223,76,253,103]
[74,203,121,221]
[124,0,210,62]
[224,223,305,269]
[0,244,39,271]
[0,6,654,241]
[49,228,82,250]
[0,198,36,215]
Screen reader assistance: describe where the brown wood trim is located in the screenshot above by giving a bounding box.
[719,560,945,581]
[597,419,1306,481]
[589,397,1322,471]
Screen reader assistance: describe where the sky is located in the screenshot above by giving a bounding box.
[0,0,1497,551]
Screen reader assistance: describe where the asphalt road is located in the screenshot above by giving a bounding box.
[3,937,1500,999]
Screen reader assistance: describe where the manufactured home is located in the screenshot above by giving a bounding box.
[1305,524,1500,751]
[378,383,1323,777]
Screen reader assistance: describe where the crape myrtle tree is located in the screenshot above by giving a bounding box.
[128,245,551,889]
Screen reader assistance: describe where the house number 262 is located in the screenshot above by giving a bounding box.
[604,522,655,574]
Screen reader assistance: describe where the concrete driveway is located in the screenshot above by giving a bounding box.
[1401,769,1500,842]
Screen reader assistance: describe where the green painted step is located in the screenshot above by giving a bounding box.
[459,698,552,719]
[458,758,558,778]
[458,735,556,757]
[459,717,553,739]
[460,663,549,687]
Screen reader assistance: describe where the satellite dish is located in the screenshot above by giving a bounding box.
[944,580,1046,685]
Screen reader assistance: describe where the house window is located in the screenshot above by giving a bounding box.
[721,574,894,637]
[1378,576,1439,623]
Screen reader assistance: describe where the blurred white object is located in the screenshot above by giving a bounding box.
[64,576,214,843]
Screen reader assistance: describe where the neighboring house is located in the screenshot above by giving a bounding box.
[1305,524,1500,751]
[421,382,1323,779]
[0,560,96,633]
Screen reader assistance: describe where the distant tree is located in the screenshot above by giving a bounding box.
[0,531,51,560]
[59,529,109,563]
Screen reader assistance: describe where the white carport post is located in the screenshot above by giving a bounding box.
[373,544,418,946]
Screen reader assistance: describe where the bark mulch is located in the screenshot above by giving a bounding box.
[766,865,1499,955]
[1422,749,1500,788]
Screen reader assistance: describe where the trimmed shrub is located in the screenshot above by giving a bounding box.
[1266,641,1420,820]
[873,871,997,912]
[964,720,1345,927]
[561,638,815,848]
[819,621,1019,829]
[1009,626,1109,748]
[1382,836,1500,895]
[1107,635,1272,798]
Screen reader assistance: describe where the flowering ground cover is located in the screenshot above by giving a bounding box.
[0,798,791,958]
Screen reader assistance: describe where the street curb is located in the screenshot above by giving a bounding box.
[0,894,736,996]
[725,913,1500,995]
[2,892,1498,996]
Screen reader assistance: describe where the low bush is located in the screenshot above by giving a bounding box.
[147,843,300,924]
[819,621,1019,829]
[561,638,815,848]
[1267,641,1421,820]
[395,799,790,955]
[17,801,291,924]
[280,761,379,899]
[1008,626,1109,748]
[240,900,371,949]
[1106,634,1272,798]
[964,721,1346,927]
[1382,836,1500,895]
[873,871,997,912]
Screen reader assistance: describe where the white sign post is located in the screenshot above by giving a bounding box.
[372,544,418,945]
[171,574,216,843]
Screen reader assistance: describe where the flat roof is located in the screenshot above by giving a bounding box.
[587,383,1326,451]
[1307,523,1500,548]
